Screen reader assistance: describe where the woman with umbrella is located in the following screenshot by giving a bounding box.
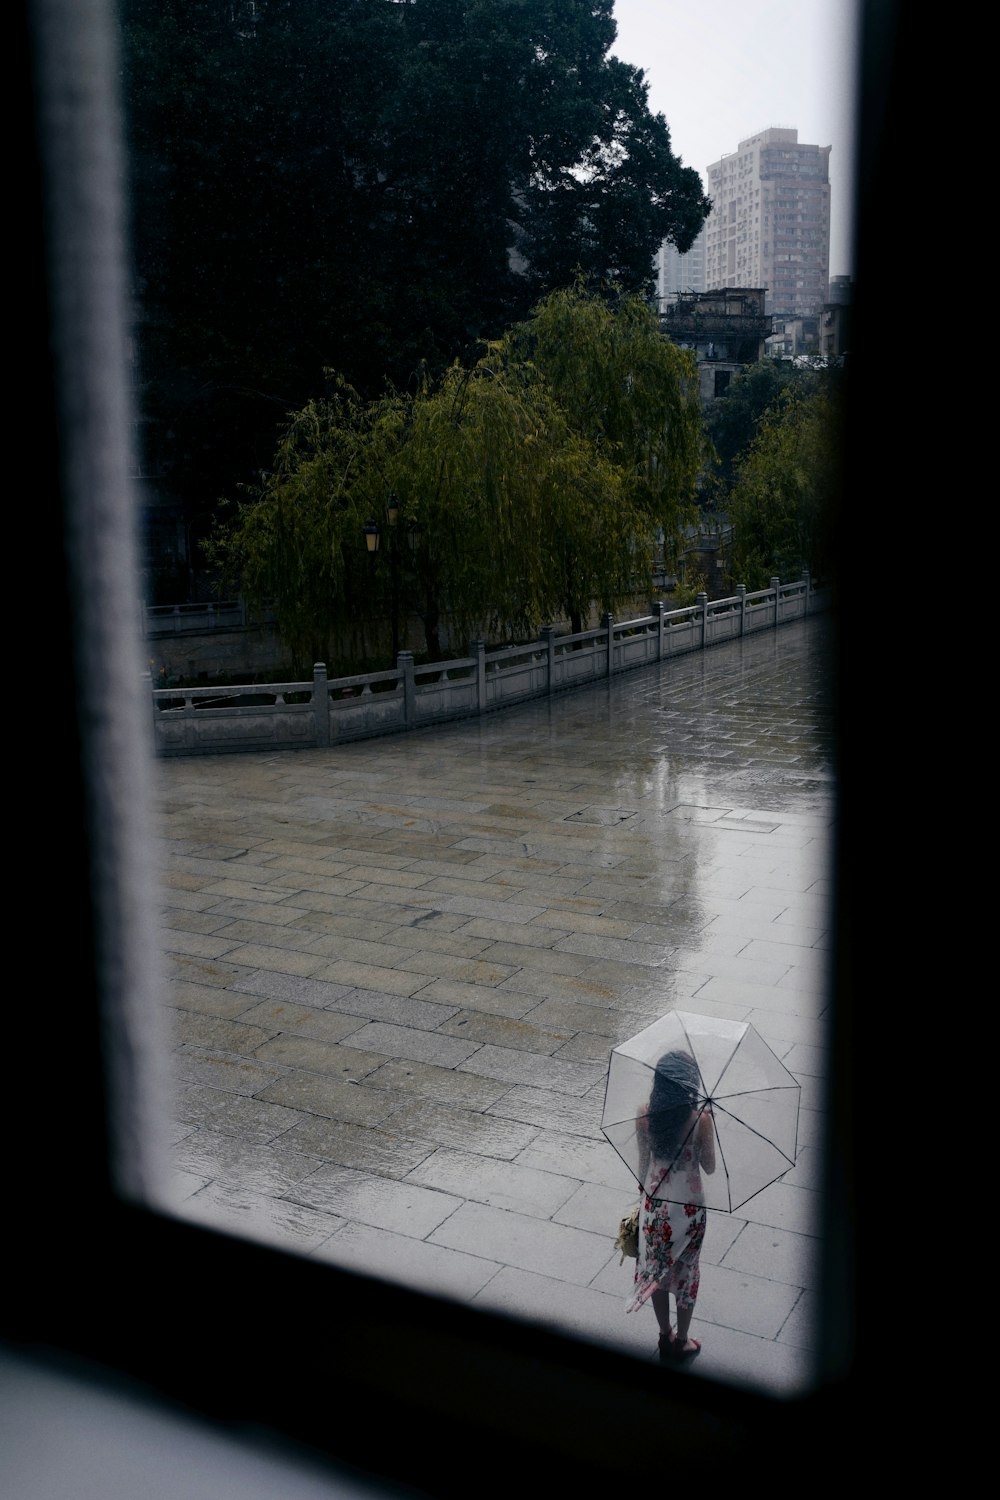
[627,1049,716,1362]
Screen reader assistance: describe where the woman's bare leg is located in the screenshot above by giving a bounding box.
[674,1301,700,1355]
[650,1288,673,1340]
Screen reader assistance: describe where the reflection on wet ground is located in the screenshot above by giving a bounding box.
[156,613,836,1395]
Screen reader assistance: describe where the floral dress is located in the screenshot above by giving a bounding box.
[626,1140,707,1315]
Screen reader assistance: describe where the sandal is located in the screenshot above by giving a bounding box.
[657,1332,676,1363]
[666,1337,701,1361]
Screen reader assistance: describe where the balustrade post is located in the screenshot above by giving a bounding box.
[802,569,811,616]
[541,625,557,694]
[142,668,157,754]
[312,662,330,747]
[697,592,708,649]
[651,601,664,661]
[771,577,780,628]
[603,612,615,678]
[737,584,747,637]
[398,650,416,726]
[470,639,487,715]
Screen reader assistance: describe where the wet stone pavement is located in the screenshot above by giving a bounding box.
[154,613,837,1398]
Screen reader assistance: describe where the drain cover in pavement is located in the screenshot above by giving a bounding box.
[564,806,638,826]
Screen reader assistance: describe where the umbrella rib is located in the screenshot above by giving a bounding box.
[710,1101,798,1165]
[709,1083,801,1103]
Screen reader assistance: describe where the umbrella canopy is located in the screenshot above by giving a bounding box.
[601,1010,800,1213]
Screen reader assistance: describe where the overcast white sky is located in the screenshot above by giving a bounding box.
[609,0,860,277]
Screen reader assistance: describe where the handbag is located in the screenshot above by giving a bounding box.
[614,1206,639,1264]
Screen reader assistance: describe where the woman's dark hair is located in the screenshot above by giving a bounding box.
[648,1050,702,1161]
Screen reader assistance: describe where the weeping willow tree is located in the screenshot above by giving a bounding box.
[726,385,842,592]
[214,285,708,668]
[502,281,706,627]
[209,376,410,670]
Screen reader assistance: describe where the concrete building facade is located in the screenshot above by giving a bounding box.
[704,127,831,320]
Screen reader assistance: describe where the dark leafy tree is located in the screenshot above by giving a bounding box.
[120,0,710,575]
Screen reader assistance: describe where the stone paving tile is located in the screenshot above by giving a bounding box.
[166,979,265,1020]
[288,1164,463,1238]
[363,1058,513,1111]
[457,917,573,950]
[232,1000,368,1047]
[195,897,315,927]
[552,1033,619,1064]
[429,1201,612,1284]
[166,953,262,990]
[254,1073,399,1126]
[341,1021,482,1069]
[290,906,425,942]
[494,967,622,1005]
[718,1220,820,1290]
[469,940,589,976]
[168,1011,277,1056]
[179,1181,347,1253]
[776,1289,819,1351]
[193,919,329,954]
[294,933,420,967]
[518,995,656,1040]
[171,1084,304,1144]
[253,1035,387,1080]
[308,959,433,996]
[172,1047,282,1097]
[425,892,551,925]
[379,1098,539,1160]
[738,1180,822,1238]
[436,1011,572,1055]
[311,1220,503,1301]
[379,926,495,961]
[512,1131,634,1191]
[387,950,522,986]
[457,1044,605,1097]
[274,890,417,923]
[485,1085,604,1139]
[691,976,828,1016]
[744,1009,825,1049]
[550,1180,639,1236]
[227,969,351,1008]
[208,942,333,978]
[198,877,303,903]
[405,1147,579,1218]
[694,1261,803,1340]
[250,853,360,879]
[160,1168,210,1207]
[173,1128,323,1190]
[529,910,642,939]
[778,1143,824,1192]
[159,928,249,960]
[275,1116,437,1179]
[408,978,537,1020]
[160,909,239,937]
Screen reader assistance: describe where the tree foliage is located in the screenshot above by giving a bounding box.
[725,385,842,592]
[703,362,809,493]
[216,287,705,669]
[121,0,711,537]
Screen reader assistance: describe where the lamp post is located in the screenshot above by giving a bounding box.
[363,497,412,663]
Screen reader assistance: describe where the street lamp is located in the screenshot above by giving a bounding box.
[363,519,380,555]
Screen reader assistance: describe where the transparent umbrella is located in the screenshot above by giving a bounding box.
[601,1010,801,1212]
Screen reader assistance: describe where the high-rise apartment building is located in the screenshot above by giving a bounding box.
[704,128,831,319]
